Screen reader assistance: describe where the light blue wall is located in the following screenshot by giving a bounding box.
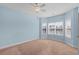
[73,7,79,48]
[0,6,39,47]
[40,14,65,42]
[64,7,78,48]
[46,14,65,42]
[40,7,79,48]
[39,18,48,39]
[64,9,74,47]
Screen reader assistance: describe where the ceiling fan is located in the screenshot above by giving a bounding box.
[32,3,46,13]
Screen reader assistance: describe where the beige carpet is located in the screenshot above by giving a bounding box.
[0,40,78,55]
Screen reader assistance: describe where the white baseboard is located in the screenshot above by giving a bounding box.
[0,39,38,49]
[0,39,75,50]
[65,41,74,48]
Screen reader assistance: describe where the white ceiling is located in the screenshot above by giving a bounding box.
[0,3,79,17]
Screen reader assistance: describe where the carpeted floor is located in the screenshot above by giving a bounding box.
[0,40,78,55]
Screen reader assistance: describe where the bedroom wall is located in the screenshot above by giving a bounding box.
[64,8,74,47]
[76,8,79,48]
[39,18,48,39]
[40,7,79,48]
[64,7,79,48]
[46,14,65,42]
[40,14,65,42]
[65,7,78,48]
[0,6,39,48]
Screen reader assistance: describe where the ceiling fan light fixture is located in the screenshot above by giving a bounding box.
[32,3,45,13]
[35,7,40,12]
